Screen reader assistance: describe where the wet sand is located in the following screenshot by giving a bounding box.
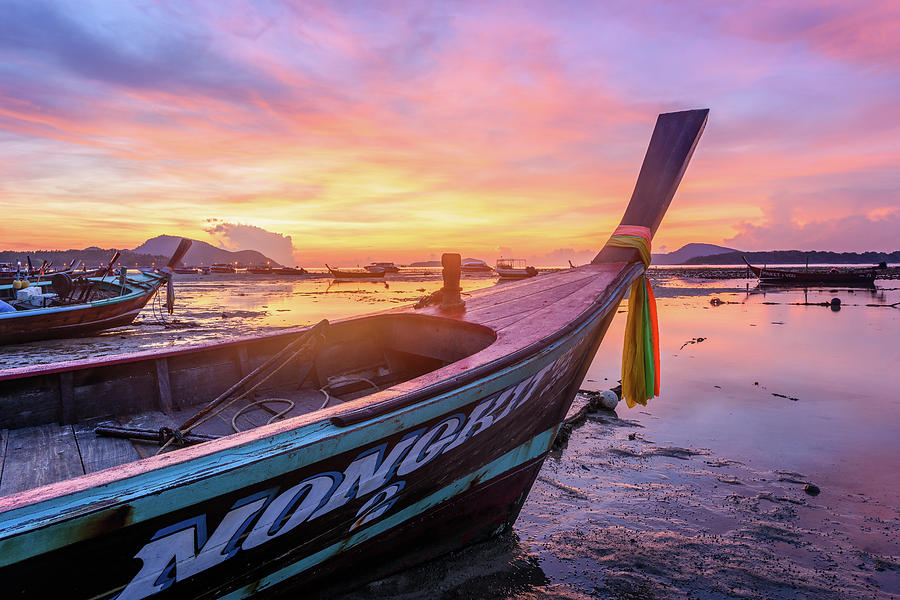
[3,269,898,598]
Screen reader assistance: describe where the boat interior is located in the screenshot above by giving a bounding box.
[0,313,497,499]
[0,275,140,311]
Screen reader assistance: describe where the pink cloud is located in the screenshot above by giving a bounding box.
[725,207,899,252]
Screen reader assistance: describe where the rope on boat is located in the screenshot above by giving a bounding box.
[148,288,173,327]
[317,376,379,411]
[605,225,660,408]
[230,398,297,432]
[156,320,328,454]
[318,388,332,410]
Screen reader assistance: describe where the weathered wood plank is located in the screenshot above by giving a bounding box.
[0,429,7,489]
[0,374,62,429]
[236,346,251,376]
[155,358,173,413]
[117,411,179,459]
[58,371,76,425]
[168,362,240,409]
[0,424,84,497]
[74,418,141,473]
[464,271,600,326]
[235,346,255,401]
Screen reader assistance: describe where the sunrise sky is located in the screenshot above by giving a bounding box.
[1,1,897,266]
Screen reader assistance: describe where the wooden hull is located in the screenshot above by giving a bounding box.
[0,274,165,345]
[0,270,628,599]
[495,268,537,280]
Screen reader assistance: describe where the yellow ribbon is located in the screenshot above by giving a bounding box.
[605,225,660,407]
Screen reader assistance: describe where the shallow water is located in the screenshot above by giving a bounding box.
[0,269,495,367]
[3,270,899,598]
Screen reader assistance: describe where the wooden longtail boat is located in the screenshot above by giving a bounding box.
[365,262,400,273]
[743,256,877,286]
[250,266,308,276]
[0,109,707,599]
[494,258,538,280]
[272,267,308,276]
[327,264,386,279]
[0,241,191,345]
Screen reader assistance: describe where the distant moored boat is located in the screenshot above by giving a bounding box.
[365,262,400,273]
[494,258,538,280]
[743,257,877,286]
[210,263,237,273]
[460,259,492,274]
[327,264,385,279]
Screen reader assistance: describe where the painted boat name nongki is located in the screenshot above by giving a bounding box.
[120,348,576,599]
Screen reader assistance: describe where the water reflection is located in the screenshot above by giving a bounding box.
[0,271,498,369]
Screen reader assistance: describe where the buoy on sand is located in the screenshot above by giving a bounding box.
[599,389,619,410]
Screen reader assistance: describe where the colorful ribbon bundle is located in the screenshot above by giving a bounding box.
[605,225,660,407]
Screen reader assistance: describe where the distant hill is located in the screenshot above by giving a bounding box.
[686,250,900,265]
[133,235,279,267]
[0,248,167,269]
[652,243,738,265]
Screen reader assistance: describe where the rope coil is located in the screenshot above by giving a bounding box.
[605,225,660,407]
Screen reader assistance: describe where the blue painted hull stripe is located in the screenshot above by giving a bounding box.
[220,426,558,599]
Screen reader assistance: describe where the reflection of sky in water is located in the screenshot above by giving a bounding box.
[585,282,900,511]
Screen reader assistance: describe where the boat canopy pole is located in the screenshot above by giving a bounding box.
[593,108,708,265]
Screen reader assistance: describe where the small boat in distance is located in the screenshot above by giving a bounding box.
[365,262,400,273]
[0,109,708,599]
[249,266,307,276]
[743,257,878,286]
[460,258,492,274]
[327,264,385,279]
[495,258,538,280]
[210,263,237,273]
[173,267,199,275]
[272,266,308,276]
